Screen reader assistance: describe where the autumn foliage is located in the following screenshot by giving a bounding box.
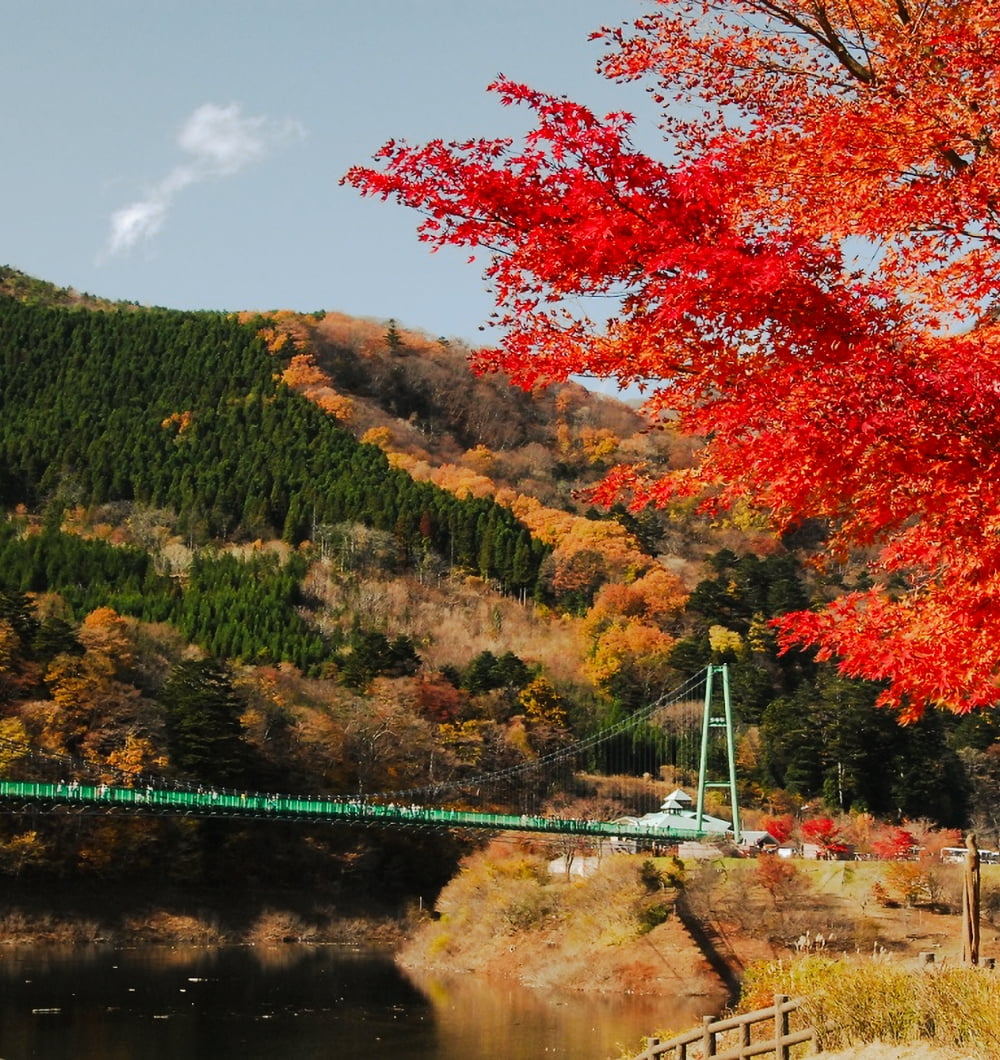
[345,2,1000,716]
[871,827,918,862]
[758,814,794,845]
[801,816,849,857]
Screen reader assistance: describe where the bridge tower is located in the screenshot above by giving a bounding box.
[694,663,741,844]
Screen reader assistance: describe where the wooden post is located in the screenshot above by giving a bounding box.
[740,1016,752,1053]
[963,832,981,966]
[702,1014,716,1057]
[775,994,791,1060]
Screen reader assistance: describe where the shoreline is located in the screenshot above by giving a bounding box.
[0,879,413,950]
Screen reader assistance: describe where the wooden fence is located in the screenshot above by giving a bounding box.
[631,994,817,1060]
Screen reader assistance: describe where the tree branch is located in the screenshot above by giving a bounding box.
[753,2,874,83]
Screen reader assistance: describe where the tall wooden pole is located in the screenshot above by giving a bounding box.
[962,831,981,966]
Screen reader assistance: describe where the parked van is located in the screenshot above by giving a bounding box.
[941,846,1000,863]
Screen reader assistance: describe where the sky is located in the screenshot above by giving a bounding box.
[3,1,664,357]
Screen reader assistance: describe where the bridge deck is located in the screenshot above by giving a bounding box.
[0,780,708,840]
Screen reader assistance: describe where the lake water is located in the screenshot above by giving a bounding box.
[0,945,719,1060]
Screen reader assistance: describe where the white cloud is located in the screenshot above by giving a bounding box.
[107,197,170,256]
[103,102,304,258]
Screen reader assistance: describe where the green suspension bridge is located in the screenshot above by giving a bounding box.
[0,666,741,845]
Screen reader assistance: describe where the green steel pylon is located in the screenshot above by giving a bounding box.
[694,663,741,844]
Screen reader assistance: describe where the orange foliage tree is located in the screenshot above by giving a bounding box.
[345,2,1000,717]
[753,855,800,903]
[40,608,165,773]
[281,352,327,388]
[584,620,678,699]
[507,494,650,589]
[583,569,687,693]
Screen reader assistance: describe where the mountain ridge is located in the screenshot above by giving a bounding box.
[0,265,983,911]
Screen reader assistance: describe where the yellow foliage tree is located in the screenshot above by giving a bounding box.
[106,734,168,781]
[313,390,355,422]
[578,426,620,464]
[425,463,496,500]
[585,621,677,694]
[709,625,745,656]
[0,829,46,877]
[361,426,393,450]
[43,610,158,764]
[160,410,194,435]
[0,716,30,774]
[519,676,568,729]
[462,444,496,475]
[438,719,488,765]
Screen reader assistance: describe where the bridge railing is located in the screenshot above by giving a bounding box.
[632,995,816,1060]
[0,779,711,840]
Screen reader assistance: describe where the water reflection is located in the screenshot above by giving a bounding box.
[407,967,721,1060]
[0,946,719,1060]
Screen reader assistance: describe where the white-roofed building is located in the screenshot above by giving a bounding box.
[616,789,734,836]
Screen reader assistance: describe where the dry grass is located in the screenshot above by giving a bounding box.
[304,562,590,685]
[739,956,1000,1058]
[0,879,411,949]
[396,574,589,685]
[0,910,105,945]
[123,910,226,945]
[246,910,322,945]
[818,1046,977,1059]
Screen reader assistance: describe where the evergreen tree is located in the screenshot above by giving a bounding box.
[161,659,250,786]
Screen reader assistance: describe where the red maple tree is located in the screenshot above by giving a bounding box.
[758,813,794,845]
[871,827,918,862]
[801,816,850,858]
[345,2,1000,717]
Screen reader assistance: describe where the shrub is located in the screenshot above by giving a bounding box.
[636,901,672,933]
[499,881,556,933]
[754,855,801,901]
[881,862,941,907]
[871,880,899,908]
[639,858,661,890]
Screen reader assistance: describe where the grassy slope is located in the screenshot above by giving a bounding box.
[403,849,1000,990]
[691,858,1000,969]
[401,849,1000,1056]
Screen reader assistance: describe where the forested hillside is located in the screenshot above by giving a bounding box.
[0,265,996,906]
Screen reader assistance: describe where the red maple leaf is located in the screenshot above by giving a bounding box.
[345,3,1000,716]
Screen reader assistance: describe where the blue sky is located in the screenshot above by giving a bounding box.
[4,1,660,354]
